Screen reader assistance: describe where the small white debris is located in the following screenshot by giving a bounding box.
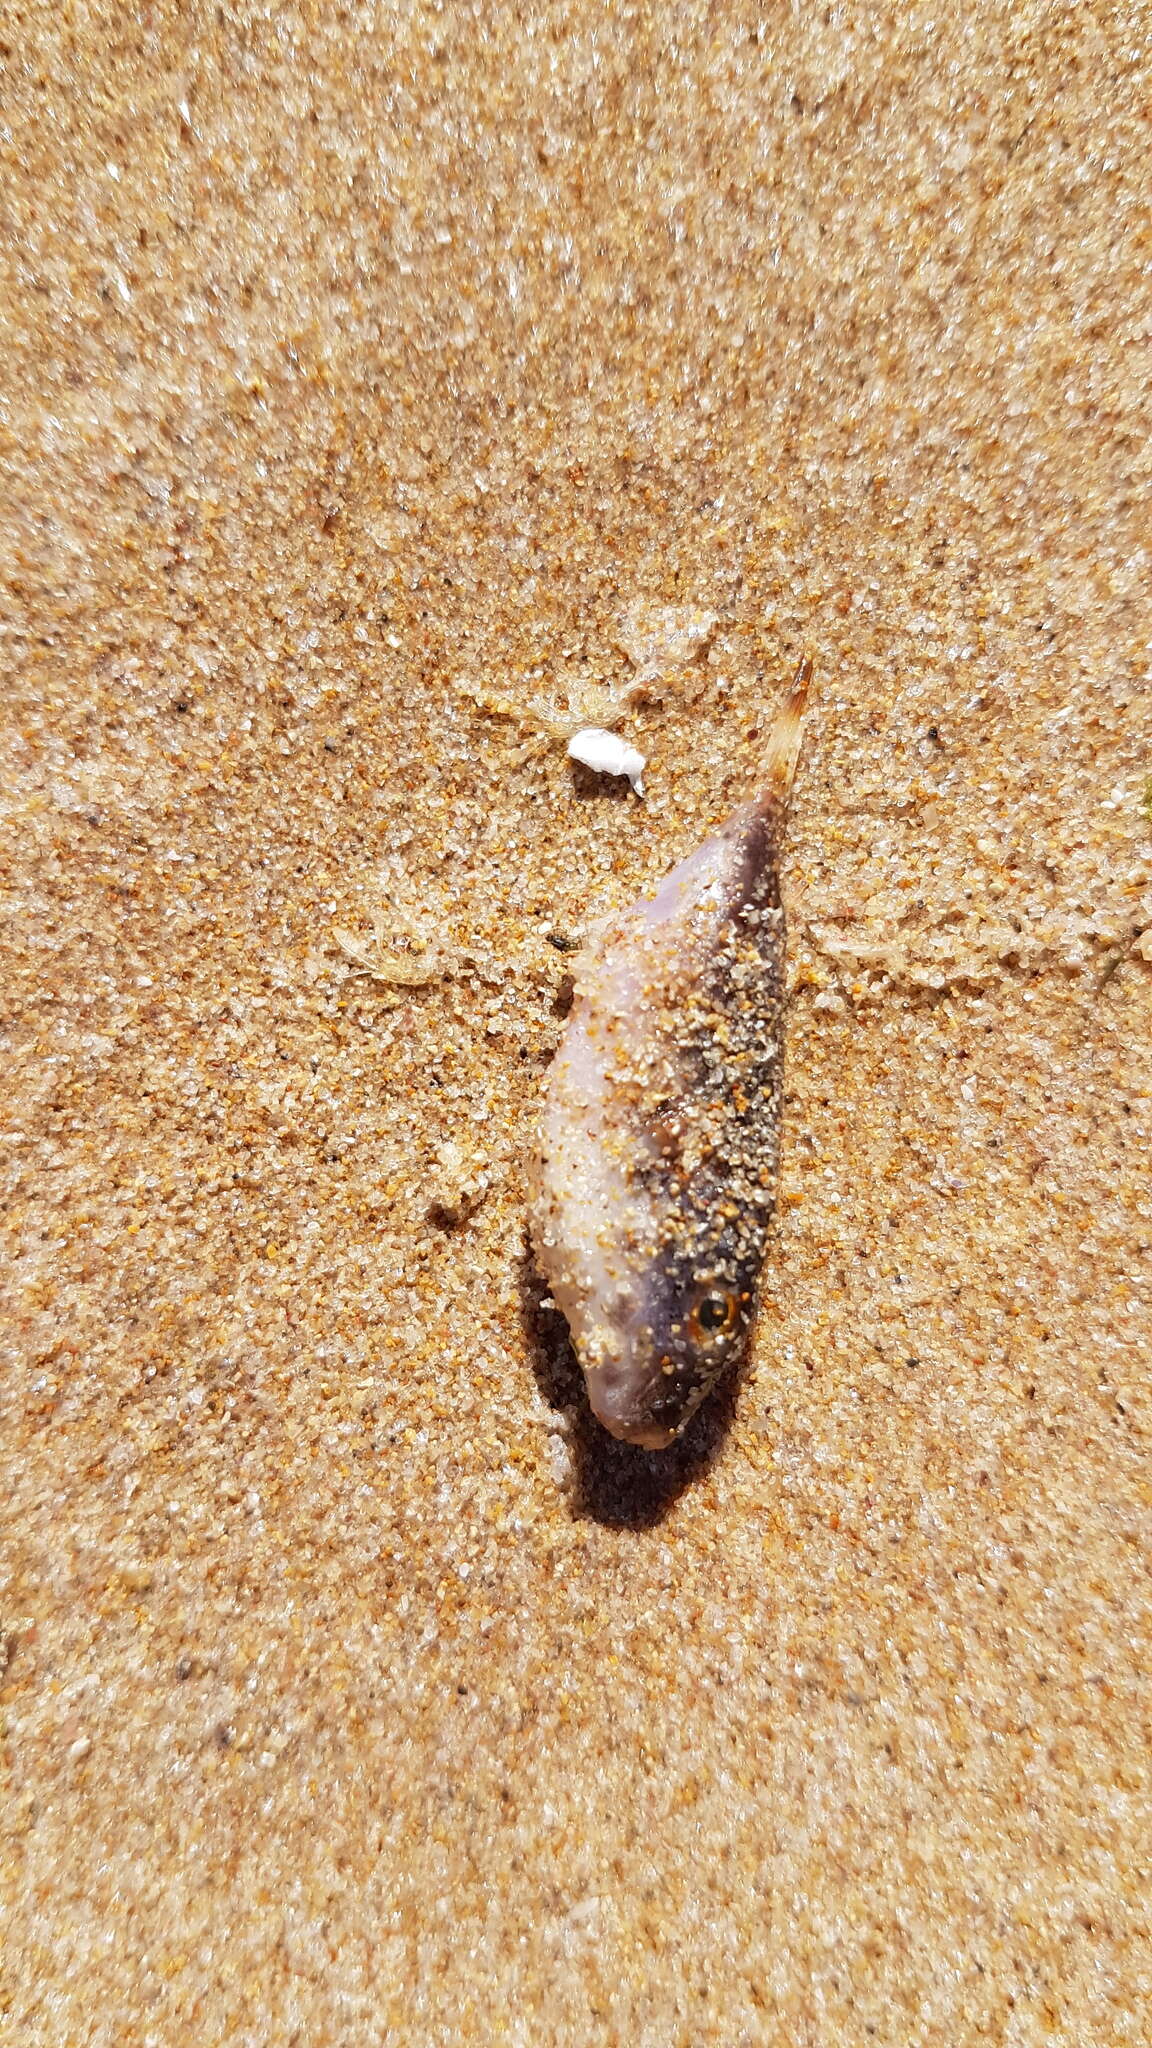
[564,1894,604,1928]
[546,1431,574,1487]
[567,727,646,794]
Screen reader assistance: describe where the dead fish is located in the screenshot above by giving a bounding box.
[530,658,811,1449]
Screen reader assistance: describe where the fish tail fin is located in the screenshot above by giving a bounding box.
[761,655,812,809]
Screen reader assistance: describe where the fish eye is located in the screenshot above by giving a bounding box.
[691,1290,738,1339]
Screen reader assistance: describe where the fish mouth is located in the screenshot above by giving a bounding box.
[595,1408,678,1451]
[586,1364,681,1450]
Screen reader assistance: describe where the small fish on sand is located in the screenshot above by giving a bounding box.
[530,659,812,1449]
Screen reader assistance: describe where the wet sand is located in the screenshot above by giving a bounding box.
[2,3,1150,2041]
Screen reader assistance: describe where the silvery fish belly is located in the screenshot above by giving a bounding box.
[531,664,809,1450]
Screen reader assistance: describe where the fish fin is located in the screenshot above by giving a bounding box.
[761,655,812,809]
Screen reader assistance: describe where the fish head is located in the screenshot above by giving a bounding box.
[585,1260,755,1449]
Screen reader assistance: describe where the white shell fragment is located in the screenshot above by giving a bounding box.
[567,726,646,794]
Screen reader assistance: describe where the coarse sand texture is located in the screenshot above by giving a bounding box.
[2,3,1150,2044]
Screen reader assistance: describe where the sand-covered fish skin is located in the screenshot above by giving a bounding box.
[531,660,811,1448]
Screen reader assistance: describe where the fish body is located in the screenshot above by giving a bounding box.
[531,661,810,1449]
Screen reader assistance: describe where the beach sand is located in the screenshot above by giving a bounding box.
[2,3,1150,2040]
